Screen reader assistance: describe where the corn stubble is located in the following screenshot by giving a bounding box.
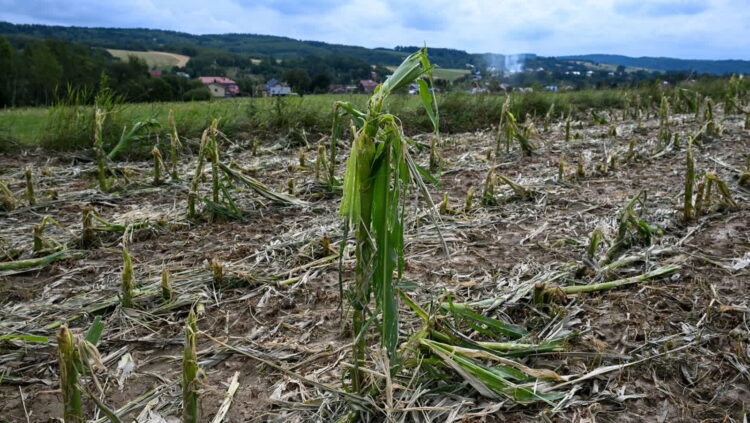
[182,309,201,423]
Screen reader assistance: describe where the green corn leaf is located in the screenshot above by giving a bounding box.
[417,79,439,133]
[380,51,428,94]
[398,290,429,323]
[444,303,527,339]
[336,101,366,129]
[423,339,563,404]
[0,334,49,343]
[84,316,105,346]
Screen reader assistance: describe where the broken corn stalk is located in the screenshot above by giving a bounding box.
[183,309,200,423]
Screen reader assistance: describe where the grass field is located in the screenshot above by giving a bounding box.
[432,67,471,81]
[387,66,470,82]
[106,49,191,68]
[0,89,636,152]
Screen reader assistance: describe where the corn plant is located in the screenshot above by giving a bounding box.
[121,247,135,308]
[591,110,608,125]
[32,215,62,253]
[740,155,750,188]
[703,98,719,136]
[429,137,441,173]
[152,145,165,185]
[658,96,671,144]
[93,108,108,191]
[107,119,160,161]
[328,105,343,187]
[495,96,511,154]
[399,295,567,403]
[286,178,295,195]
[683,145,695,221]
[81,207,96,248]
[464,187,475,213]
[314,144,328,182]
[183,309,200,423]
[24,166,35,205]
[187,121,240,220]
[335,48,440,392]
[161,267,173,302]
[187,128,210,219]
[56,319,106,423]
[499,108,534,156]
[601,191,661,265]
[587,228,604,262]
[497,173,532,200]
[168,109,181,180]
[481,166,496,206]
[543,103,555,131]
[0,178,16,211]
[693,172,738,217]
[57,325,82,423]
[564,111,571,142]
[576,153,586,178]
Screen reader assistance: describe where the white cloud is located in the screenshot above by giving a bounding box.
[0,0,748,59]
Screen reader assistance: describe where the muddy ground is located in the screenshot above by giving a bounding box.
[0,108,748,422]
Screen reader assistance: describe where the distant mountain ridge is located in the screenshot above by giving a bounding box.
[1,21,748,74]
[560,54,750,75]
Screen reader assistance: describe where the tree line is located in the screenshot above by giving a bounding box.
[0,34,394,107]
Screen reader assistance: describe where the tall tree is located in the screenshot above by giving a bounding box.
[0,36,17,106]
[282,68,310,95]
[24,41,63,104]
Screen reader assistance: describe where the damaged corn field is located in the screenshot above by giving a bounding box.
[1,55,749,422]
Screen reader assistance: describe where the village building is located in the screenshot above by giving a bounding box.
[266,78,292,96]
[207,83,227,98]
[198,76,240,97]
[328,84,358,94]
[359,79,378,94]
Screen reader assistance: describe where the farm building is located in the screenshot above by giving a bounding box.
[207,83,228,98]
[266,78,292,96]
[359,79,378,94]
[198,76,240,97]
[328,84,357,94]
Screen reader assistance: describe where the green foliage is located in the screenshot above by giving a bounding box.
[336,48,440,392]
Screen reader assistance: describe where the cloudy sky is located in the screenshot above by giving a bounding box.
[1,0,749,59]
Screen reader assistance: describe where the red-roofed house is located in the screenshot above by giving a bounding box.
[359,79,378,94]
[198,76,240,97]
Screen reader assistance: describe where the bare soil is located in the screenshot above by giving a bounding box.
[1,109,748,422]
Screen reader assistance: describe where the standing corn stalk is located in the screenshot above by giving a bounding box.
[683,145,695,221]
[495,96,511,154]
[93,109,108,191]
[658,96,671,145]
[336,48,440,392]
[152,145,165,185]
[57,325,82,423]
[183,309,200,423]
[161,267,173,302]
[24,166,35,206]
[187,128,210,219]
[168,109,181,180]
[0,179,16,211]
[121,246,135,308]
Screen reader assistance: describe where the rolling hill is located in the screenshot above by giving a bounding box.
[106,49,190,68]
[560,54,750,75]
[1,21,749,74]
